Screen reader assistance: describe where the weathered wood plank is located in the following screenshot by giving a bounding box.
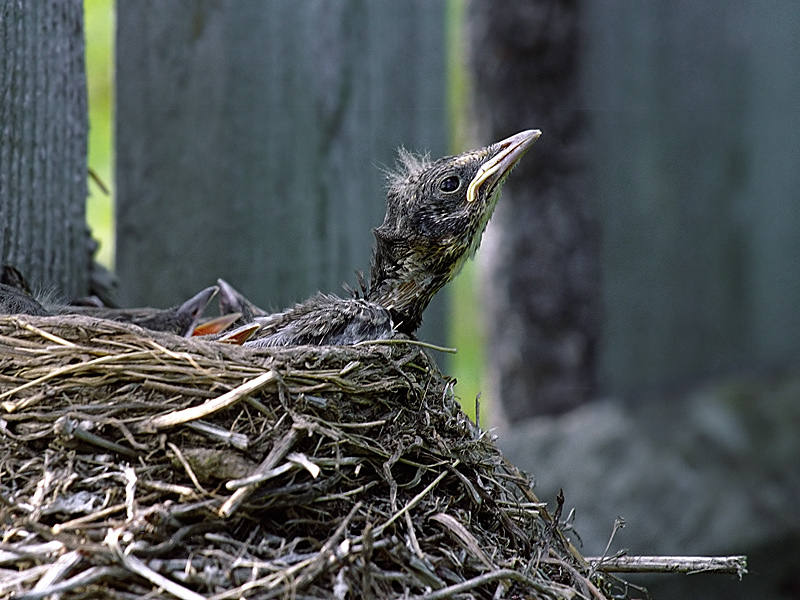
[116,0,449,344]
[0,0,89,298]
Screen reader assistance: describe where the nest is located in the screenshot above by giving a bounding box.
[0,315,613,599]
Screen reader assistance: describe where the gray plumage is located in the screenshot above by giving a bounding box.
[0,264,216,338]
[242,293,393,348]
[0,283,50,316]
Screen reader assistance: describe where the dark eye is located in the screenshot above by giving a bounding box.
[439,175,461,193]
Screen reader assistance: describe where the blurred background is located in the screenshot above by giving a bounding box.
[7,1,800,598]
[84,0,115,270]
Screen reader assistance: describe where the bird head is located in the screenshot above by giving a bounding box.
[369,129,541,334]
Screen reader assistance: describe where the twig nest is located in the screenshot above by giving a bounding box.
[0,315,610,599]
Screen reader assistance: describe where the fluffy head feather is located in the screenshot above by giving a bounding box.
[369,130,541,334]
[384,148,431,197]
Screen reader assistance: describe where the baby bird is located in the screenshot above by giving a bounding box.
[227,130,540,347]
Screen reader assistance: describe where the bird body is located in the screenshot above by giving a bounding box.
[242,292,393,347]
[0,265,217,338]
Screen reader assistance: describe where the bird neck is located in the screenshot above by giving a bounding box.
[367,240,445,335]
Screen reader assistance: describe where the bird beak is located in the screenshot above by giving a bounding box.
[177,285,219,337]
[219,321,262,345]
[217,278,246,314]
[466,129,541,203]
[217,278,267,318]
[192,312,242,336]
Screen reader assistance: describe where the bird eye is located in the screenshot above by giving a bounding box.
[439,175,461,193]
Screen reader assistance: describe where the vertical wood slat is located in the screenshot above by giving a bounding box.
[0,0,89,299]
[585,1,800,392]
[115,0,449,345]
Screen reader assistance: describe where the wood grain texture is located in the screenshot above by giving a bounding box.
[115,0,449,345]
[584,2,800,392]
[0,0,89,299]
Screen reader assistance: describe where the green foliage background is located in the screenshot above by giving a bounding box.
[84,0,114,269]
